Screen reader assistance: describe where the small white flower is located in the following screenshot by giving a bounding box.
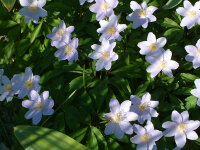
[176,0,200,29]
[130,92,159,124]
[191,79,200,106]
[88,38,118,71]
[19,0,47,23]
[185,39,200,69]
[130,121,163,150]
[126,1,157,29]
[103,98,138,139]
[146,50,179,78]
[162,110,200,148]
[138,32,166,58]
[97,14,127,42]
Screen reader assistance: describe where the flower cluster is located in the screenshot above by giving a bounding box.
[47,20,79,63]
[0,67,54,125]
[138,32,179,78]
[103,93,200,150]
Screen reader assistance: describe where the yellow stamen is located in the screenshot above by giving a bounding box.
[158,61,165,69]
[28,4,37,13]
[107,27,116,35]
[34,101,43,111]
[177,123,187,133]
[111,112,123,123]
[139,103,148,111]
[149,43,157,51]
[101,52,109,59]
[4,84,12,92]
[138,9,146,18]
[64,45,73,55]
[197,48,200,57]
[24,80,33,89]
[188,11,196,18]
[56,29,64,38]
[140,134,150,143]
[100,2,108,10]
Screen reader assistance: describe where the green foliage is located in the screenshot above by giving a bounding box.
[14,125,89,150]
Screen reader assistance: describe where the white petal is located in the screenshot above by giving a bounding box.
[130,135,142,144]
[109,98,120,113]
[162,121,176,129]
[185,45,197,56]
[164,50,172,60]
[104,122,116,135]
[150,130,163,142]
[141,92,151,103]
[114,124,124,139]
[181,111,189,122]
[172,110,182,123]
[194,79,200,89]
[147,32,156,43]
[186,131,198,140]
[130,1,141,11]
[176,7,186,16]
[157,37,167,48]
[175,133,186,148]
[185,120,200,131]
[126,112,138,121]
[145,121,154,133]
[119,121,133,134]
[150,108,158,117]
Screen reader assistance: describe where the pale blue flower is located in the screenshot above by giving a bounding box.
[13,67,40,98]
[131,121,162,150]
[47,20,74,48]
[97,14,127,42]
[176,1,200,29]
[89,0,119,21]
[103,98,138,139]
[130,92,159,124]
[138,32,166,58]
[22,90,54,125]
[126,1,157,29]
[162,110,200,149]
[190,79,200,106]
[146,50,179,78]
[0,76,19,102]
[185,39,200,69]
[79,0,93,5]
[88,38,118,71]
[54,38,79,62]
[19,0,47,23]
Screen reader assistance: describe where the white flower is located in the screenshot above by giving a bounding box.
[97,14,127,42]
[176,0,200,29]
[191,79,200,106]
[19,0,47,23]
[103,98,138,139]
[130,92,159,124]
[185,39,200,69]
[138,32,166,57]
[162,110,200,148]
[146,50,179,78]
[88,38,118,71]
[130,121,163,150]
[126,1,157,29]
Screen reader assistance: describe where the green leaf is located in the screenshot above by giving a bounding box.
[162,18,179,28]
[185,96,197,110]
[87,128,98,150]
[69,76,83,92]
[70,127,88,142]
[163,0,183,9]
[180,73,198,81]
[14,125,89,150]
[0,0,16,12]
[30,21,43,43]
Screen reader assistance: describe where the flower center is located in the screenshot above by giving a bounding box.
[139,103,149,111]
[34,101,43,111]
[101,51,109,59]
[112,112,124,123]
[64,45,73,55]
[56,29,65,38]
[197,48,200,58]
[107,27,116,35]
[158,61,165,69]
[4,84,12,92]
[28,4,37,13]
[177,123,187,133]
[140,134,150,143]
[100,2,108,10]
[188,11,196,18]
[24,80,33,89]
[149,43,157,51]
[138,9,146,18]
